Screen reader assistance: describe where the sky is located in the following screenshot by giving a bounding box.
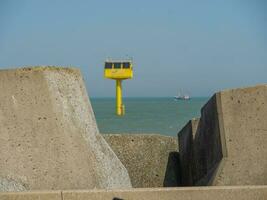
[0,0,266,97]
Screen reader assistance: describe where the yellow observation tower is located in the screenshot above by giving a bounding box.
[104,60,133,116]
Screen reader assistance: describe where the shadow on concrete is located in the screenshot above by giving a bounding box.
[163,151,181,187]
[192,95,223,186]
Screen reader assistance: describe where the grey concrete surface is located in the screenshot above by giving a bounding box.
[1,186,266,200]
[179,84,267,186]
[0,67,131,191]
[193,94,224,185]
[0,191,61,200]
[62,185,267,200]
[178,118,199,186]
[103,134,180,188]
[213,84,267,185]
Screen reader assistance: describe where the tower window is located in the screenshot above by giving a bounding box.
[114,63,121,69]
[105,62,112,69]
[123,62,130,68]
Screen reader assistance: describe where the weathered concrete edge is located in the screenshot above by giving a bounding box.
[0,66,80,72]
[0,186,266,199]
[217,83,267,94]
[0,190,62,200]
[210,92,228,185]
[215,92,228,157]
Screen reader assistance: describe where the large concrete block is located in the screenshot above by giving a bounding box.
[213,84,267,185]
[191,84,267,185]
[103,134,180,188]
[0,67,131,191]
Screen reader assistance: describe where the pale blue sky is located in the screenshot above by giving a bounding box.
[0,0,266,97]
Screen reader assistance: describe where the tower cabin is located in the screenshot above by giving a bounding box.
[104,61,133,80]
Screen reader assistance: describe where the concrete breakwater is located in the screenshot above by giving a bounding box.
[0,66,266,199]
[102,84,267,189]
[178,84,267,186]
[0,67,131,191]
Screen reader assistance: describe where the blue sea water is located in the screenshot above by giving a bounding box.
[91,97,208,136]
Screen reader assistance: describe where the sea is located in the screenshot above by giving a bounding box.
[91,97,208,136]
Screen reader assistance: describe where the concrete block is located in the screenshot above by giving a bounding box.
[62,185,267,200]
[0,67,131,191]
[213,84,267,185]
[193,94,224,185]
[103,134,180,188]
[178,118,199,186]
[191,84,267,185]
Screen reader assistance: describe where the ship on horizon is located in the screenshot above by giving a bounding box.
[174,92,191,100]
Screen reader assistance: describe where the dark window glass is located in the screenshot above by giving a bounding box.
[105,62,112,69]
[114,63,121,69]
[123,62,130,68]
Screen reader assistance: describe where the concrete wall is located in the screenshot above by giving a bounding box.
[1,186,266,200]
[213,84,267,185]
[178,118,199,186]
[193,94,224,185]
[103,134,180,188]
[0,67,131,191]
[178,84,267,186]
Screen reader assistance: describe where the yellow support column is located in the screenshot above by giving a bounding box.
[116,79,124,116]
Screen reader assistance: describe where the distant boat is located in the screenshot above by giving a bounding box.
[174,93,191,100]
